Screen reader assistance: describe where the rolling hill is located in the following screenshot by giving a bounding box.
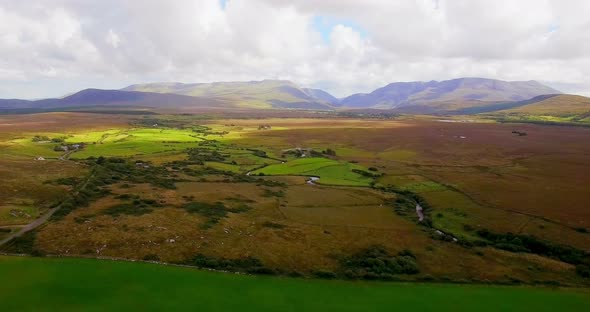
[498,94,590,115]
[486,94,590,124]
[340,78,561,113]
[123,80,338,109]
[0,89,229,113]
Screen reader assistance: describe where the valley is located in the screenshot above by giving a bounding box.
[1,112,589,289]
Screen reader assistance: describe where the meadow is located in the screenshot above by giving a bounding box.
[253,157,374,186]
[1,255,589,312]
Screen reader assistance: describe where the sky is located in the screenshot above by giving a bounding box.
[1,0,589,99]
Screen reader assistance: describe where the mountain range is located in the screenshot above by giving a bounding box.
[1,77,587,115]
[123,80,337,110]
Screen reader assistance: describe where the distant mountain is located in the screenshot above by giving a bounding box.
[340,78,561,112]
[0,89,228,112]
[123,80,337,110]
[0,78,572,115]
[301,88,341,106]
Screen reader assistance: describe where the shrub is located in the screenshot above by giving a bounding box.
[31,135,50,142]
[51,177,81,186]
[340,245,419,280]
[103,203,153,217]
[185,254,271,274]
[476,229,589,265]
[261,221,286,229]
[183,201,251,227]
[313,270,337,279]
[143,254,161,262]
[262,189,284,198]
[0,231,43,255]
[576,265,590,278]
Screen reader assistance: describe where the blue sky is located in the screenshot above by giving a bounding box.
[312,15,368,43]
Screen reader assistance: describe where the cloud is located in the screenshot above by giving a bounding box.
[0,0,589,99]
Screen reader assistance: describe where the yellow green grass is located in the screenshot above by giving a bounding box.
[252,157,373,186]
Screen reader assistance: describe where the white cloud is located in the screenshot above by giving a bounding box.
[0,0,589,99]
[105,29,120,48]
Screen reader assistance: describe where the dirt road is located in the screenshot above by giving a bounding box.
[0,169,95,247]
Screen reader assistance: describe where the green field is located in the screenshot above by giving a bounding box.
[0,256,588,312]
[252,157,373,186]
[69,128,206,158]
[4,127,229,159]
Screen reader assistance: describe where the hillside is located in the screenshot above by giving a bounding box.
[123,80,337,109]
[485,94,590,124]
[340,78,561,112]
[499,94,590,115]
[0,78,570,114]
[0,89,228,113]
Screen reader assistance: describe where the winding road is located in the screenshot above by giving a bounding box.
[0,170,95,247]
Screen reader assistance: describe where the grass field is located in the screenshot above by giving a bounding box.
[1,113,590,287]
[252,157,374,186]
[0,256,588,312]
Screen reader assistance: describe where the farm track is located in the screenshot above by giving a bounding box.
[0,168,96,247]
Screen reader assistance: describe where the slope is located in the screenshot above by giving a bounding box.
[340,78,561,113]
[0,89,229,113]
[499,94,590,115]
[123,80,337,109]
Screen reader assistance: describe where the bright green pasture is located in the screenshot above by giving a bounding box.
[253,157,373,186]
[3,138,63,158]
[0,256,588,312]
[4,128,212,159]
[67,128,206,158]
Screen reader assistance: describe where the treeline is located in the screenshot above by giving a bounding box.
[475,229,589,264]
[182,254,274,274]
[352,168,382,178]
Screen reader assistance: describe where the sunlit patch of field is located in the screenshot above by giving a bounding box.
[252,158,373,186]
[2,138,64,159]
[70,128,207,158]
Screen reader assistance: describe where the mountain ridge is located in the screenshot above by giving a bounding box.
[340,78,561,111]
[0,77,574,114]
[123,79,337,110]
[0,89,229,111]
